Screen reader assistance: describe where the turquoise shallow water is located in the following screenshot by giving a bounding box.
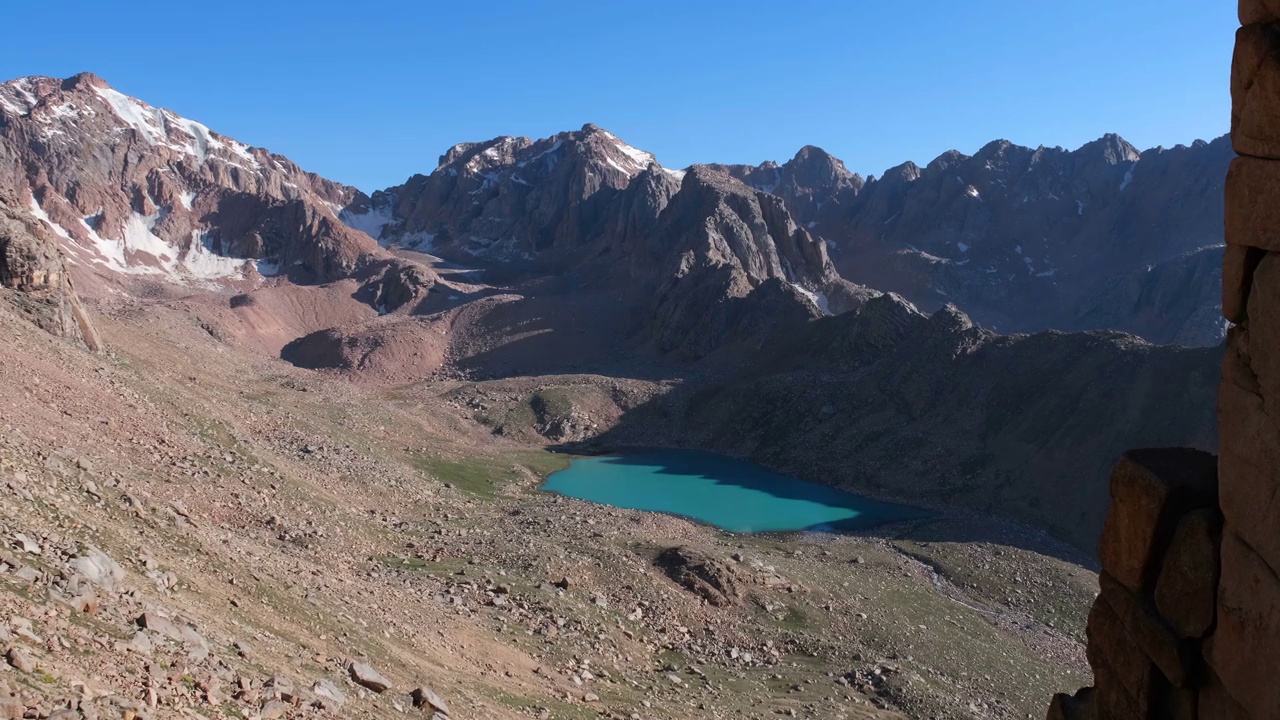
[541,449,926,533]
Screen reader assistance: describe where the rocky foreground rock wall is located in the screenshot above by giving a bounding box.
[0,189,101,352]
[1048,3,1280,717]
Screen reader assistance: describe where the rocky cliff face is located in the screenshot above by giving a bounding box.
[587,295,1219,552]
[706,144,866,230]
[348,128,876,360]
[0,188,101,351]
[1051,8,1280,719]
[814,134,1231,345]
[636,166,875,357]
[0,73,426,292]
[355,124,685,261]
[352,127,1230,347]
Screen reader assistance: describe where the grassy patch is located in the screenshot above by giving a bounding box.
[407,450,571,497]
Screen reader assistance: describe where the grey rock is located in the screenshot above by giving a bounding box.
[70,546,125,592]
[410,686,449,714]
[5,647,34,672]
[349,661,393,693]
[311,679,346,710]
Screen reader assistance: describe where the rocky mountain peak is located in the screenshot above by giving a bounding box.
[0,73,431,301]
[1076,132,1141,165]
[786,144,860,186]
[353,125,687,258]
[60,71,109,91]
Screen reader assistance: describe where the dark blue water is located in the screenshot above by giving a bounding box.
[542,449,926,533]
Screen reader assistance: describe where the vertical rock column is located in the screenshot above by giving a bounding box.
[1048,450,1220,720]
[1208,1,1280,717]
[1049,3,1280,717]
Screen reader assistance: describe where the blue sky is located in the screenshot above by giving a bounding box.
[1,0,1234,193]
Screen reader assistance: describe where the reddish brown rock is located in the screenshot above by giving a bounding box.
[1086,594,1153,718]
[1154,508,1223,638]
[1151,676,1198,720]
[1099,573,1194,688]
[1240,0,1280,27]
[1232,23,1280,160]
[1221,325,1261,395]
[1217,375,1280,571]
[1199,668,1252,720]
[1205,529,1280,719]
[1226,156,1280,252]
[1045,686,1096,720]
[1246,252,1280,409]
[0,190,102,352]
[1096,449,1218,593]
[1222,244,1264,323]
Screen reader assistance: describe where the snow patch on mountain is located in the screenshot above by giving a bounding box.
[29,193,253,282]
[792,284,831,315]
[601,130,657,173]
[340,206,394,244]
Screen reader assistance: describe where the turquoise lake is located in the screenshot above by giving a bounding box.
[541,449,926,533]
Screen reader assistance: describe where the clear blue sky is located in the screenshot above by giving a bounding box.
[1,0,1234,193]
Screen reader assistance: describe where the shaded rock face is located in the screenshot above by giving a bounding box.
[1048,451,1230,720]
[360,124,685,261]
[1052,13,1280,718]
[685,134,1233,347]
[0,189,101,351]
[0,73,407,287]
[706,144,866,229]
[616,296,1219,552]
[351,130,878,360]
[654,547,743,607]
[353,126,1230,348]
[821,134,1233,345]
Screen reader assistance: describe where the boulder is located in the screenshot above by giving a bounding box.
[136,612,206,648]
[1232,23,1280,160]
[70,546,126,593]
[349,661,393,693]
[259,700,289,720]
[1098,573,1194,687]
[654,547,743,607]
[1154,509,1222,638]
[4,648,33,673]
[410,686,449,715]
[1205,529,1280,719]
[1226,156,1280,252]
[1240,0,1280,24]
[311,680,346,710]
[1095,449,1218,593]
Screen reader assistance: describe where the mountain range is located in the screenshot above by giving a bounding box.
[0,72,1224,550]
[0,71,1230,720]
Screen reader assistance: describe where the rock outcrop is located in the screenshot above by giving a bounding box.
[1051,6,1280,717]
[351,121,1231,347]
[1048,450,1224,719]
[0,188,101,351]
[348,131,876,360]
[0,73,432,296]
[358,123,684,261]
[822,134,1232,345]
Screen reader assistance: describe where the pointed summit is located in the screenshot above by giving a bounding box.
[1077,133,1140,164]
[61,72,109,91]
